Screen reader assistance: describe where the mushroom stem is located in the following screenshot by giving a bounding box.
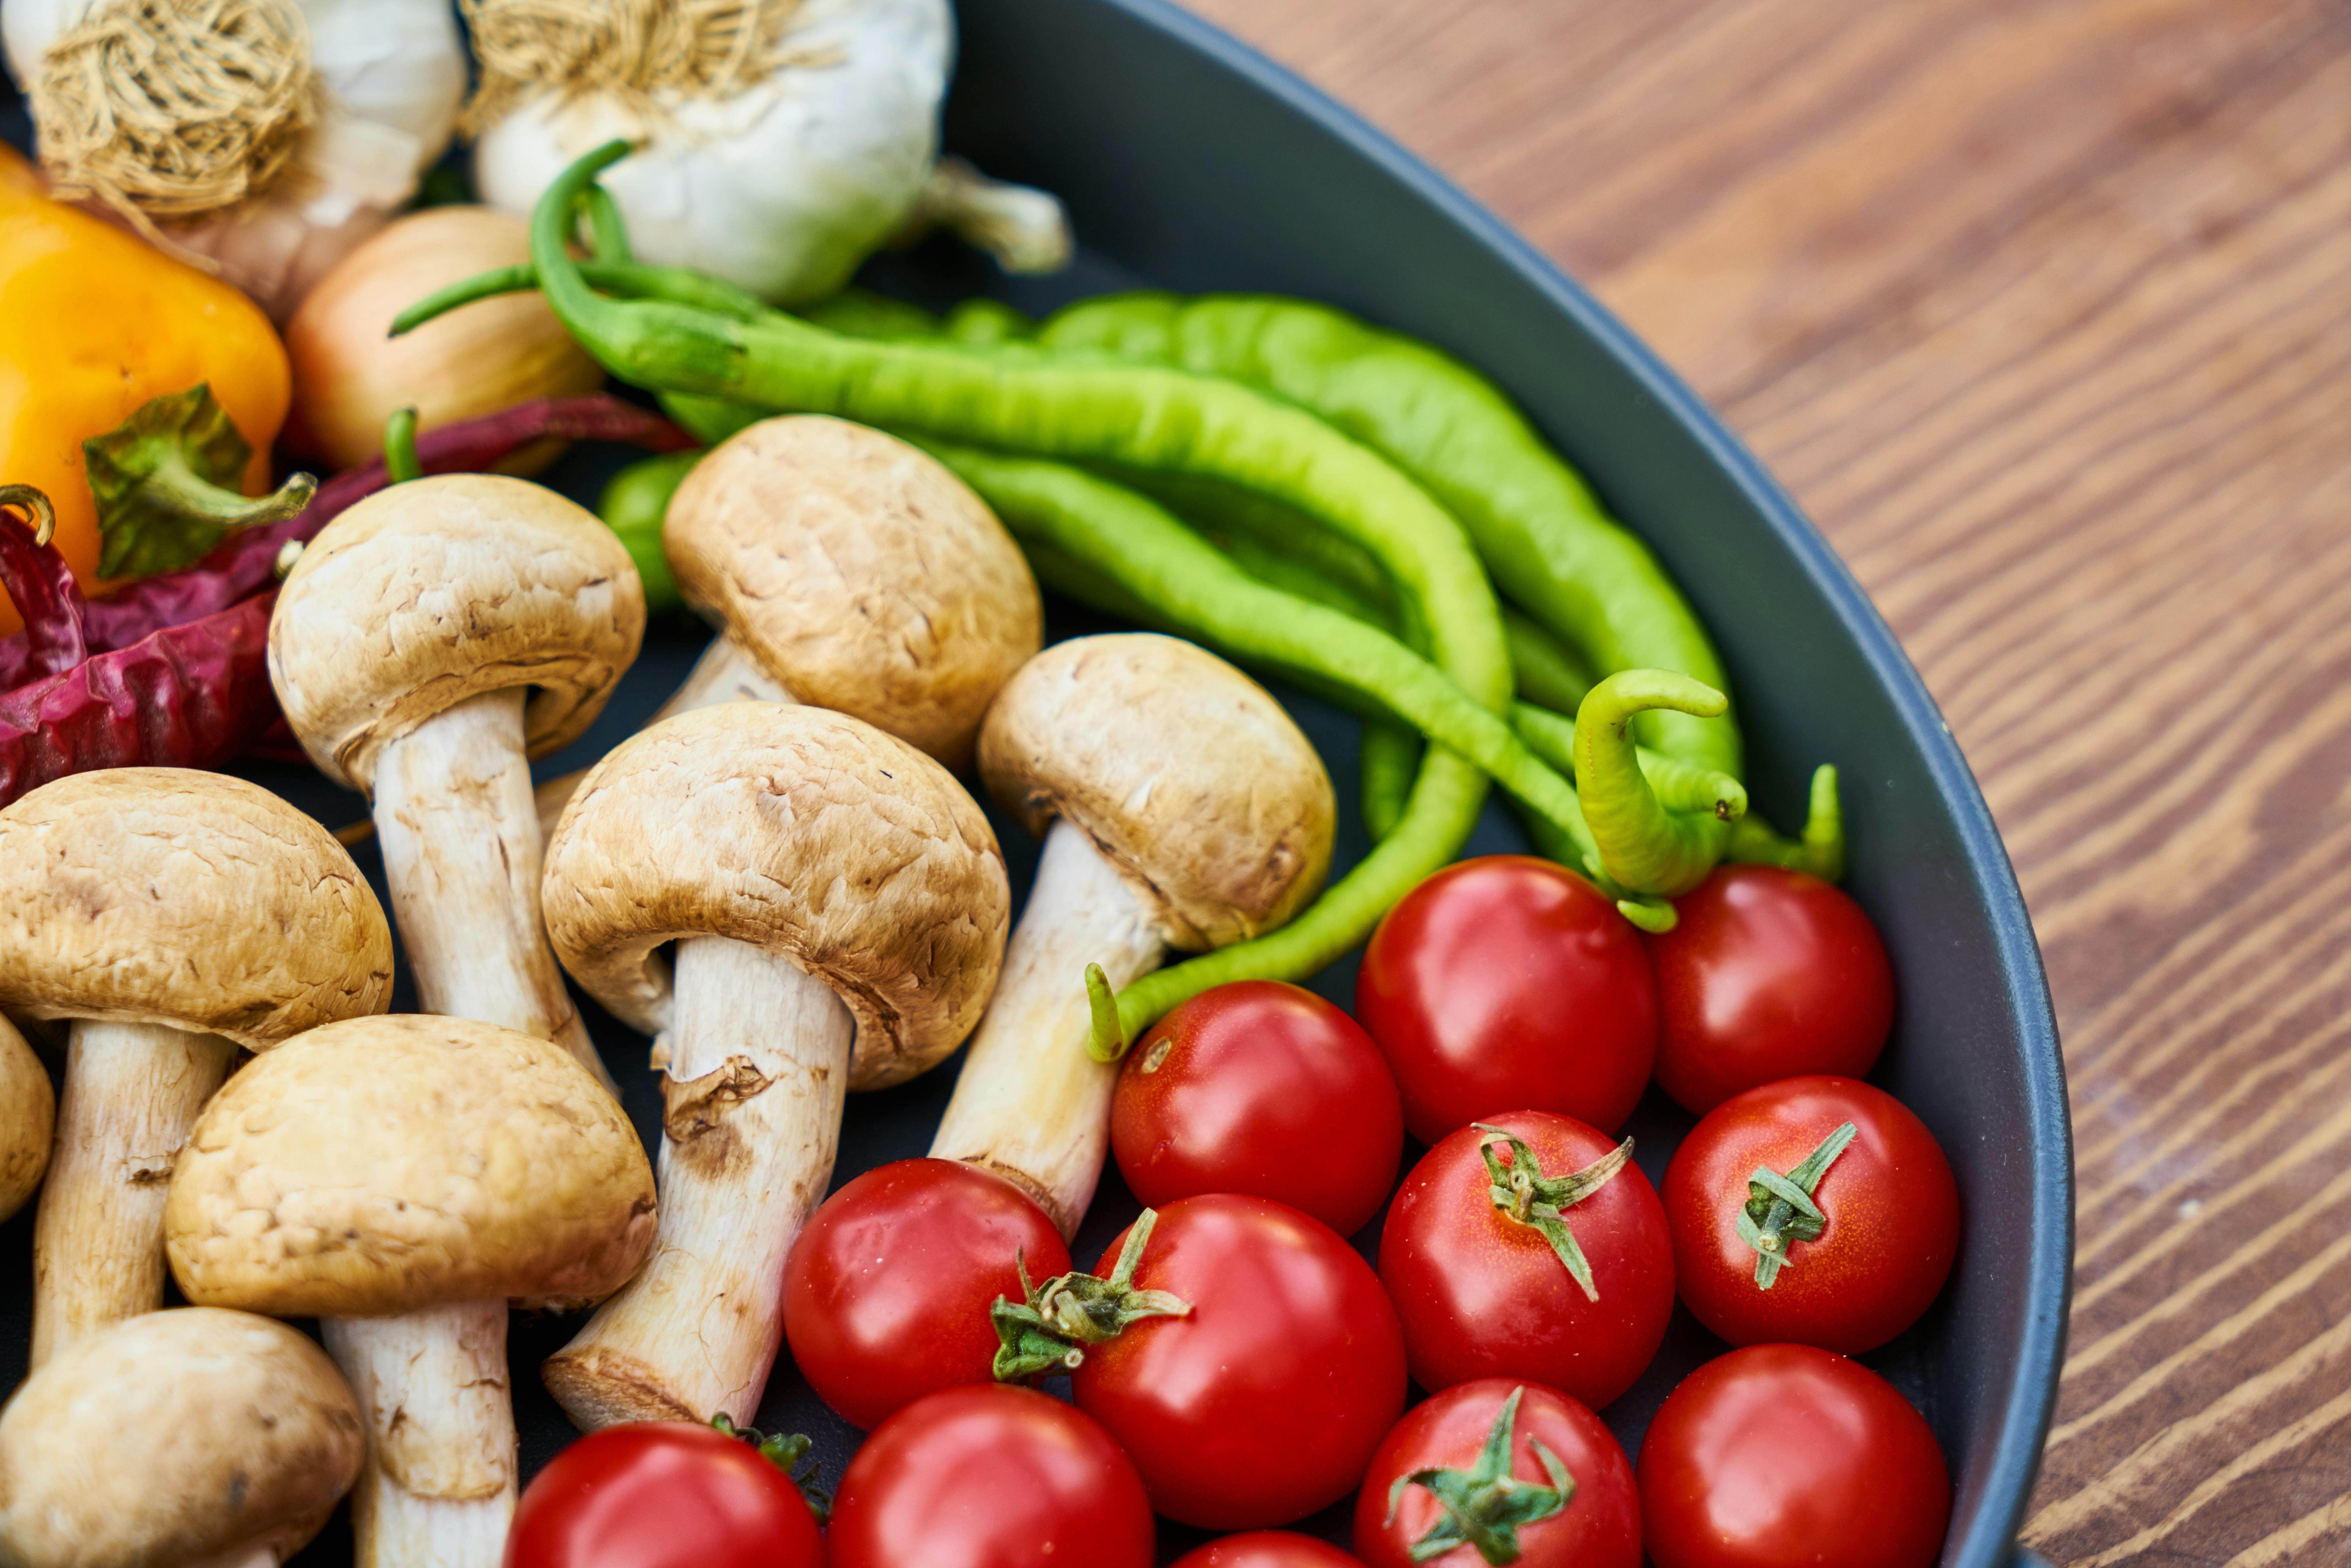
[929,819,1168,1237]
[544,936,852,1428]
[372,687,617,1097]
[30,1020,236,1369]
[186,1549,281,1568]
[534,634,793,839]
[324,1301,517,1568]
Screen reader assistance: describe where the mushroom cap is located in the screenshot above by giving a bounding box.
[979,633,1336,950]
[543,702,1010,1090]
[665,416,1041,771]
[0,1012,52,1223]
[267,473,646,791]
[0,1307,362,1568]
[0,770,394,1049]
[165,1014,657,1317]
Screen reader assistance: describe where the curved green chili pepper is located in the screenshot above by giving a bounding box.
[1512,701,1744,823]
[1574,670,1736,896]
[1031,292,1737,776]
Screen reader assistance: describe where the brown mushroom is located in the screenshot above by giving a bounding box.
[0,1014,52,1224]
[530,416,1040,835]
[0,769,394,1369]
[166,1014,656,1567]
[537,701,1009,1429]
[268,473,644,1092]
[929,634,1337,1235]
[0,1307,363,1568]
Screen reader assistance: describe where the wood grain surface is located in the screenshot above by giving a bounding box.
[1171,0,2351,1562]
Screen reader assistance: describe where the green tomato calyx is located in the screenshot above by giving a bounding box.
[1735,1120,1859,1288]
[707,1412,829,1522]
[990,1208,1192,1381]
[1476,1124,1633,1302]
[1385,1385,1577,1565]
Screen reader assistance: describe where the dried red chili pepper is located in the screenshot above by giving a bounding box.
[0,489,278,808]
[0,395,690,687]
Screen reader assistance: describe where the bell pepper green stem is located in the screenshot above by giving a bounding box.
[83,383,316,579]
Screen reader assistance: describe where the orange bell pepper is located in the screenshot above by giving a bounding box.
[0,144,43,201]
[0,172,291,636]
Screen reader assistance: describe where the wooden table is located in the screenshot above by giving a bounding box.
[1174,1,2351,1562]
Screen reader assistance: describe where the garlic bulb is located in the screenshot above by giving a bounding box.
[469,0,1070,306]
[2,0,466,320]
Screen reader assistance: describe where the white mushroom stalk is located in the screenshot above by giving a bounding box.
[267,472,647,1097]
[1,0,467,318]
[0,1308,364,1568]
[166,1016,658,1568]
[466,0,1069,303]
[0,770,394,1370]
[540,702,1009,1428]
[530,415,1039,837]
[929,635,1337,1236]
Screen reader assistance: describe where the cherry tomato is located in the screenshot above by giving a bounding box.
[1663,1075,1958,1353]
[828,1384,1156,1568]
[1075,1193,1408,1530]
[1646,866,1895,1115]
[1356,856,1657,1143]
[505,1421,822,1568]
[1112,980,1404,1236]
[1171,1532,1367,1568]
[1353,1379,1639,1568]
[781,1158,1070,1430]
[1379,1110,1672,1410]
[1638,1345,1950,1568]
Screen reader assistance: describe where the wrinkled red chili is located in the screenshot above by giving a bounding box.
[0,396,690,804]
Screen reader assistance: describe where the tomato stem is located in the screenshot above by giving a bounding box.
[990,1208,1193,1380]
[1474,1125,1633,1302]
[1384,1385,1576,1565]
[708,1412,830,1522]
[1735,1120,1859,1288]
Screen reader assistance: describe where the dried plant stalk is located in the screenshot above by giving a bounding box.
[29,0,319,246]
[460,0,820,134]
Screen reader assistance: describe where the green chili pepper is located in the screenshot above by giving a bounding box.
[1511,702,1743,823]
[597,448,697,614]
[1573,670,1738,896]
[1504,607,1594,714]
[1361,722,1423,843]
[1030,293,1737,777]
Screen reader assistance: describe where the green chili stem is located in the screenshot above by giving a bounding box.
[383,408,422,484]
[1573,669,1735,896]
[1727,764,1846,883]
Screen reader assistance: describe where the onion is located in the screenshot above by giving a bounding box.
[282,205,607,474]
[2,0,466,320]
[467,0,1071,305]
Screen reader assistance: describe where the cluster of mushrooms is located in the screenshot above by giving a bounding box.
[0,415,1337,1568]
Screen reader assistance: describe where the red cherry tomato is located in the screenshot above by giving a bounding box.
[1378,1110,1672,1409]
[505,1421,822,1568]
[1171,1532,1367,1568]
[1356,856,1657,1143]
[828,1384,1155,1568]
[781,1158,1070,1430]
[1074,1193,1409,1530]
[1112,980,1404,1236]
[1638,1345,1950,1568]
[1646,866,1895,1115]
[1353,1379,1640,1568]
[1663,1076,1959,1354]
